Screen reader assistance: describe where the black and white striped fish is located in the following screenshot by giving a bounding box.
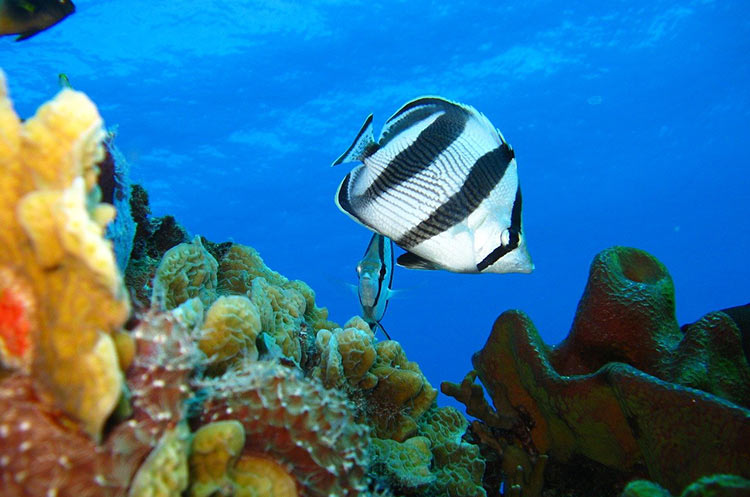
[333,96,534,274]
[356,232,394,339]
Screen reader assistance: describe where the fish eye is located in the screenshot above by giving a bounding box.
[501,229,511,246]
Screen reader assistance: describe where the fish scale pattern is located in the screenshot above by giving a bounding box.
[197,361,370,497]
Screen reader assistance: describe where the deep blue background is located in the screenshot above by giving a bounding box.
[2,0,748,406]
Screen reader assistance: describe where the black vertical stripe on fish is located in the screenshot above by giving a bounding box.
[397,143,515,249]
[373,235,387,309]
[373,236,395,336]
[362,110,469,201]
[476,186,524,272]
[379,98,452,147]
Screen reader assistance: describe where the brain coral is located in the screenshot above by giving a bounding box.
[196,361,370,497]
[198,295,262,371]
[152,236,218,310]
[313,316,378,390]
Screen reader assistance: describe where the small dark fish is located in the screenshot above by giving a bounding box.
[58,72,71,88]
[334,96,533,274]
[0,0,75,41]
[356,232,394,339]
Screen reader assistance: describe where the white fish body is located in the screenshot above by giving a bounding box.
[334,96,533,274]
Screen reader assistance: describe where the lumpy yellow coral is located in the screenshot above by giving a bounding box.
[367,340,437,441]
[313,317,377,390]
[189,420,246,497]
[232,455,298,497]
[189,420,299,497]
[199,295,262,368]
[217,244,286,294]
[0,71,129,439]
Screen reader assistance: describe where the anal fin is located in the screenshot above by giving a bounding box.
[397,251,441,270]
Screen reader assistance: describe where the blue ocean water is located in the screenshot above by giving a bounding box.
[2,0,748,406]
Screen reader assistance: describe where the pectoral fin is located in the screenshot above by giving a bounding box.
[396,251,441,270]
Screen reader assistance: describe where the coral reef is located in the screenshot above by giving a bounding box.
[153,235,219,310]
[124,183,189,311]
[444,246,750,496]
[21,69,749,497]
[0,295,195,497]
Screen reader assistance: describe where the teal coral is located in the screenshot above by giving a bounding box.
[370,436,435,491]
[419,406,486,497]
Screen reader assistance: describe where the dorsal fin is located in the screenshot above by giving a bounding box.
[332,113,378,166]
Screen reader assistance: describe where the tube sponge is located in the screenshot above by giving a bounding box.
[552,246,681,375]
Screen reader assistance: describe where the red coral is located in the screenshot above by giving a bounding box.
[0,268,35,371]
[0,375,125,497]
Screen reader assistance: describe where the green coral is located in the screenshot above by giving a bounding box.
[622,475,750,497]
[152,236,218,310]
[370,436,435,491]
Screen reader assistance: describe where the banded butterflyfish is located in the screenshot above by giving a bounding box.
[356,233,394,339]
[333,96,534,274]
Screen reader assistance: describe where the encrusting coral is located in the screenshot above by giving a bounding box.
[195,361,371,497]
[444,246,750,496]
